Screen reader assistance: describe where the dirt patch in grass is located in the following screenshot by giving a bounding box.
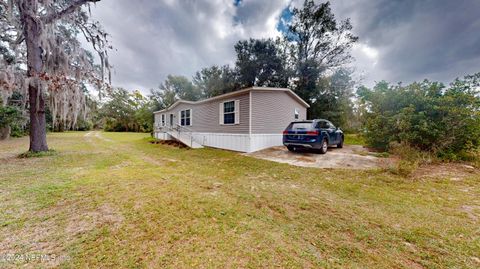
[0,199,124,268]
[140,155,178,166]
[94,132,113,142]
[110,161,133,170]
[0,219,68,268]
[247,145,392,169]
[1,210,64,267]
[460,205,480,221]
[66,203,124,236]
[405,259,426,269]
[151,139,188,149]
[412,163,478,181]
[0,137,28,159]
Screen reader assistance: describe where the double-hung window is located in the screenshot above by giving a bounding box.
[180,109,191,126]
[294,108,299,120]
[219,100,239,125]
[223,101,235,124]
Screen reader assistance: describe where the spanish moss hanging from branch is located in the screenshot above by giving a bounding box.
[0,0,111,150]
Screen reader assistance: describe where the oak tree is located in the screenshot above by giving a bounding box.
[0,0,111,152]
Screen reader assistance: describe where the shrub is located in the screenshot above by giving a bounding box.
[0,106,27,138]
[390,160,419,177]
[10,124,27,137]
[387,142,435,176]
[357,73,480,161]
[388,142,434,163]
[76,119,93,131]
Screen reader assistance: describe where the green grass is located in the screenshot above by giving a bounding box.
[371,152,390,158]
[0,131,479,268]
[18,149,57,158]
[344,133,366,146]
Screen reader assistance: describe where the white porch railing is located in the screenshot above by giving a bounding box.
[156,123,203,149]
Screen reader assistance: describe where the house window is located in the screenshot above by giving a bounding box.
[294,108,299,120]
[219,100,239,125]
[161,114,165,126]
[180,109,191,126]
[223,101,235,124]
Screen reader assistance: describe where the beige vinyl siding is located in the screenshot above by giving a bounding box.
[154,113,161,127]
[251,90,307,134]
[160,92,250,134]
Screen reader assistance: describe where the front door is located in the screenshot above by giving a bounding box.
[169,114,174,126]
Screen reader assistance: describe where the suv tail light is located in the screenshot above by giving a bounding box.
[306,131,319,135]
[282,130,289,135]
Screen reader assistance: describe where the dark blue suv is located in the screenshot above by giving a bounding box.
[282,119,344,154]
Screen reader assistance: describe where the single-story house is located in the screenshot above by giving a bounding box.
[153,87,309,152]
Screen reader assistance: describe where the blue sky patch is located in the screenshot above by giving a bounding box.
[277,6,293,37]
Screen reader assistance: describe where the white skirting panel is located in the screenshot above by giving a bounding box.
[192,133,250,152]
[249,134,283,152]
[154,132,173,140]
[156,132,284,153]
[191,133,283,153]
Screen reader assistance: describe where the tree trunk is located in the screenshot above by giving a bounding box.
[0,126,11,140]
[29,81,48,151]
[21,3,49,152]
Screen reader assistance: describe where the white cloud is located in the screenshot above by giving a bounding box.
[349,42,383,86]
[359,44,379,63]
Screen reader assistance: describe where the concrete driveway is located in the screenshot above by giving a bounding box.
[246,145,390,169]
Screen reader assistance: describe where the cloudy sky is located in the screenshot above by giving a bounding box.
[86,0,480,93]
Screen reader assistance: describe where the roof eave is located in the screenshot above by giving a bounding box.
[154,87,310,113]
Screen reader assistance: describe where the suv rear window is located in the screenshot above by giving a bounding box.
[290,122,313,130]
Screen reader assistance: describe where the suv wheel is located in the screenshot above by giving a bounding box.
[319,139,328,154]
[287,146,296,152]
[337,136,344,148]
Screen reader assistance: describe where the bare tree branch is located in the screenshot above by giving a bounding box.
[42,0,100,24]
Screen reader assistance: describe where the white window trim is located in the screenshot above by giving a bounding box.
[179,109,192,126]
[190,109,193,126]
[219,99,240,125]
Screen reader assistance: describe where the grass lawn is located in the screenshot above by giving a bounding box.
[0,132,479,268]
[344,134,366,146]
